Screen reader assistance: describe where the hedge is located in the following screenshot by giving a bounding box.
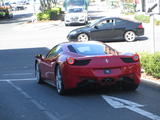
[37,12,50,20]
[37,7,61,21]
[0,12,5,16]
[135,14,160,25]
[139,52,160,78]
[134,14,150,23]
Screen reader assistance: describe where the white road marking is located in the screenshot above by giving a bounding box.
[3,73,33,76]
[7,80,59,120]
[102,95,160,120]
[0,78,37,82]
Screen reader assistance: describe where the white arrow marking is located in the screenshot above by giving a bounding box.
[102,95,160,120]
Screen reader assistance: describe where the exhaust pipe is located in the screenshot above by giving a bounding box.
[102,78,114,85]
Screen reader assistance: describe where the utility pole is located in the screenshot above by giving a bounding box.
[147,3,158,53]
[159,0,160,14]
[150,14,155,53]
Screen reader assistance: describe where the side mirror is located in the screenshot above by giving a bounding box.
[94,25,98,29]
[36,54,44,59]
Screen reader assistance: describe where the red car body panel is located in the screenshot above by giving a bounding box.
[60,55,141,89]
[36,42,141,90]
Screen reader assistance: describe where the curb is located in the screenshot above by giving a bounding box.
[141,78,160,88]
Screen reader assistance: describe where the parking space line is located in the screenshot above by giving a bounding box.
[0,78,37,82]
[3,73,33,76]
[7,80,59,120]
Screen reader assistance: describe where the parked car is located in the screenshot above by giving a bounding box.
[67,17,144,42]
[0,7,13,19]
[35,41,141,95]
[65,6,88,26]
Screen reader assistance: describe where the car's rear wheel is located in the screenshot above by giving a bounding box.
[55,66,65,95]
[65,23,69,26]
[77,33,89,42]
[121,77,139,91]
[35,63,44,84]
[122,83,139,91]
[124,31,136,42]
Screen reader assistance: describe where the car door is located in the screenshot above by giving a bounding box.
[111,18,126,39]
[40,46,63,82]
[90,19,114,41]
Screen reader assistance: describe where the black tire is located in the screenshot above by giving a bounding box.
[35,63,44,84]
[55,65,65,95]
[122,83,139,91]
[119,77,139,91]
[65,23,69,26]
[85,20,88,25]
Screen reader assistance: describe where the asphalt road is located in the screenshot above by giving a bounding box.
[0,5,160,120]
[0,47,160,120]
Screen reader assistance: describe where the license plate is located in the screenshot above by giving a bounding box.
[104,69,111,74]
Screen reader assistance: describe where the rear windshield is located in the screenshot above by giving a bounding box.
[68,43,106,56]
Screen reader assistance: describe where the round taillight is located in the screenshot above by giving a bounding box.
[67,57,75,65]
[133,54,139,61]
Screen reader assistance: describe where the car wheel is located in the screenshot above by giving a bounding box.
[120,77,139,91]
[122,83,139,91]
[85,20,88,25]
[55,66,65,95]
[124,31,136,42]
[35,63,44,84]
[65,23,69,26]
[77,33,89,42]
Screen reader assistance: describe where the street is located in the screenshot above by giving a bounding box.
[0,48,160,120]
[0,5,160,120]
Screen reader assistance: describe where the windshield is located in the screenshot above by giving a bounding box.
[68,0,85,6]
[68,8,83,13]
[88,18,104,27]
[68,43,106,56]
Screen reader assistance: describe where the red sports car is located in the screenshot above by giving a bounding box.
[35,41,141,95]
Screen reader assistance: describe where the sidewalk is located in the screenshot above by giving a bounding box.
[14,20,64,31]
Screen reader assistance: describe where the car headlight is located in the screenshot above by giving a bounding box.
[70,31,77,35]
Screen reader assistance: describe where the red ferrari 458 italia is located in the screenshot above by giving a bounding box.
[35,41,141,95]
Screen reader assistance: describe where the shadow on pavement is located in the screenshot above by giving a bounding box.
[61,85,139,97]
[136,36,148,41]
[0,13,33,24]
[103,36,148,43]
[88,10,104,13]
[0,47,49,79]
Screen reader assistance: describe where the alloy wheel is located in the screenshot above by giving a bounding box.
[124,31,136,42]
[36,63,44,84]
[56,66,64,95]
[36,64,40,81]
[77,33,89,42]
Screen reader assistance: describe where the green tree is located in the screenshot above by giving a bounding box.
[39,0,58,12]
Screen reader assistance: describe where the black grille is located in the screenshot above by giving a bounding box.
[73,59,91,66]
[121,58,136,63]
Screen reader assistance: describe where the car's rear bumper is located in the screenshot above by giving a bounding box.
[61,63,141,89]
[136,28,144,36]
